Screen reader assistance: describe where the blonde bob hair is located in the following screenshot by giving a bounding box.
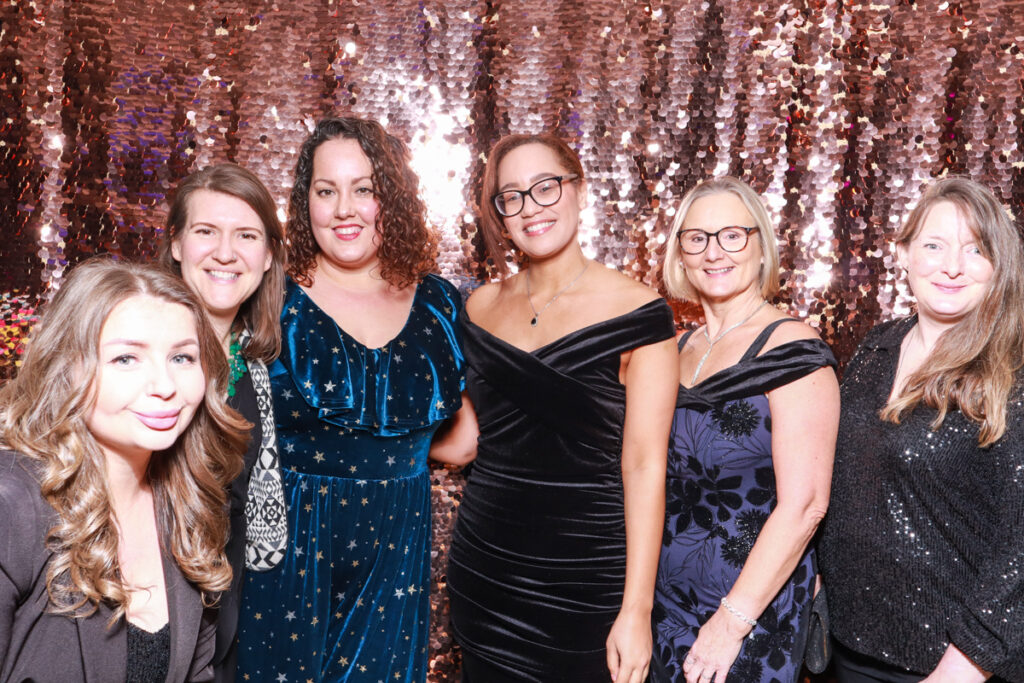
[662,177,780,303]
[0,258,248,620]
[882,177,1024,447]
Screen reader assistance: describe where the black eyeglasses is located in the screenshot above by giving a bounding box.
[492,174,578,217]
[677,226,758,255]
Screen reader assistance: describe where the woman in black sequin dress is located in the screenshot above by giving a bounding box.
[820,177,1024,682]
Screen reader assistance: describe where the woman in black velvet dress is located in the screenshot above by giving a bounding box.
[820,178,1024,681]
[437,133,679,683]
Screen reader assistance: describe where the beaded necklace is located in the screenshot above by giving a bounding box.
[227,333,248,397]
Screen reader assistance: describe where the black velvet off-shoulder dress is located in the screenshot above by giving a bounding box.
[447,299,676,682]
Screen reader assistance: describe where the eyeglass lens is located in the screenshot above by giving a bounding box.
[678,227,753,254]
[494,176,567,217]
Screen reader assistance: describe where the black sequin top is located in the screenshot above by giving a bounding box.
[125,621,170,683]
[819,316,1024,680]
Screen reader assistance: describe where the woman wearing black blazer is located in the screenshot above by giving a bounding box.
[0,259,247,682]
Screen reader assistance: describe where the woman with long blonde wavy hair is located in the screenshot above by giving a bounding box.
[0,258,248,682]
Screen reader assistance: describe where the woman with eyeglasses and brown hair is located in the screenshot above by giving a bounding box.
[439,133,679,683]
[652,177,839,683]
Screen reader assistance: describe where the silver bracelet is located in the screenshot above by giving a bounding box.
[720,596,758,629]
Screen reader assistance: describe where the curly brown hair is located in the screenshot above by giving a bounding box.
[286,117,437,289]
[0,258,248,621]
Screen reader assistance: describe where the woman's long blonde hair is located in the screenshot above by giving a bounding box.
[882,177,1024,447]
[0,258,248,619]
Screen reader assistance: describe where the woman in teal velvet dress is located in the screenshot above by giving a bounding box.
[237,117,465,682]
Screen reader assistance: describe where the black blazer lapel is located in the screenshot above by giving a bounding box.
[75,603,126,681]
[164,551,202,683]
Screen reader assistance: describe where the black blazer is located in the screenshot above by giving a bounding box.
[0,450,216,682]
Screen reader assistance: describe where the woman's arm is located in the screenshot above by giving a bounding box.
[428,392,479,466]
[683,356,839,683]
[606,336,678,683]
[921,644,990,682]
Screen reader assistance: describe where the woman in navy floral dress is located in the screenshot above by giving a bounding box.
[653,177,840,683]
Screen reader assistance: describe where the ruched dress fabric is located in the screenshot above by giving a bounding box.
[652,320,837,683]
[238,274,465,683]
[447,299,676,682]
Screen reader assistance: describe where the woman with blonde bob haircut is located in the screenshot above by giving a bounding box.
[652,177,839,683]
[0,258,248,682]
[661,176,781,303]
[821,177,1024,681]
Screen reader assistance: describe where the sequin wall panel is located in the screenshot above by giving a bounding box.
[2,0,1023,678]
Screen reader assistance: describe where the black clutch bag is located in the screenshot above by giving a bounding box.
[801,586,831,674]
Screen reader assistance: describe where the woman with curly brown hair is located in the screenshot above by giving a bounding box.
[0,258,247,682]
[237,117,465,682]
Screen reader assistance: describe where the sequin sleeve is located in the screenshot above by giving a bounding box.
[947,390,1024,680]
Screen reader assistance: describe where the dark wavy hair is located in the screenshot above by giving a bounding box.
[478,133,585,276]
[159,163,285,364]
[286,117,437,289]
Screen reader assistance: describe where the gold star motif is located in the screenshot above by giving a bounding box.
[314,451,325,463]
[378,606,385,613]
[340,498,348,506]
[254,613,262,620]
[316,551,324,560]
[398,340,406,347]
[361,498,369,506]
[311,617,319,626]
[298,569,306,577]
[319,485,328,495]
[290,633,299,641]
[352,560,360,567]
[304,504,312,512]
[359,665,367,673]
[339,657,349,667]
[356,598,364,607]
[291,411,300,419]
[349,465,357,473]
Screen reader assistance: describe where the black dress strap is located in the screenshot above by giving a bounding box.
[740,318,806,361]
[677,328,697,352]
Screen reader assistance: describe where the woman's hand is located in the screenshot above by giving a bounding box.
[920,644,989,683]
[605,605,653,683]
[681,606,750,683]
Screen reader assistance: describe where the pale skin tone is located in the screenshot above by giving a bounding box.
[430,142,678,681]
[894,201,994,683]
[675,192,839,683]
[88,297,206,631]
[301,136,416,350]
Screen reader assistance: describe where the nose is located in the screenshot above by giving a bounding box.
[212,231,235,263]
[942,247,965,278]
[519,192,543,218]
[334,190,356,219]
[147,363,177,399]
[703,235,726,261]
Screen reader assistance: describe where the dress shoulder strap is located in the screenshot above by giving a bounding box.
[677,328,698,352]
[740,318,805,361]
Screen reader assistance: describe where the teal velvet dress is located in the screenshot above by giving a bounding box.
[238,274,465,682]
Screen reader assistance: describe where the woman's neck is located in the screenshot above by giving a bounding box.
[700,290,766,338]
[914,313,954,354]
[209,315,235,356]
[522,243,589,295]
[312,254,388,294]
[104,449,152,517]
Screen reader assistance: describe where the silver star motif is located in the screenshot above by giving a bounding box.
[285,611,296,621]
[348,540,357,550]
[282,389,293,399]
[288,306,298,315]
[277,674,288,683]
[324,381,336,392]
[394,588,405,598]
[285,443,295,453]
[386,456,396,466]
[303,380,313,389]
[294,547,304,557]
[332,346,340,353]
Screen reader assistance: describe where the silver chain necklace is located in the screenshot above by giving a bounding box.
[525,261,590,327]
[690,300,768,384]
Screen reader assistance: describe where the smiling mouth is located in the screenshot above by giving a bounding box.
[933,282,966,293]
[133,410,181,431]
[704,266,734,275]
[206,269,240,282]
[333,225,362,240]
[523,220,555,236]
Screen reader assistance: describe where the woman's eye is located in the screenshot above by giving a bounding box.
[355,186,375,196]
[315,188,334,197]
[111,354,137,366]
[171,353,198,365]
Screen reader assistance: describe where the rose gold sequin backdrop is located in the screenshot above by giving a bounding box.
[2,0,1023,678]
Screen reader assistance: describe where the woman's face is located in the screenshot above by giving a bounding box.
[897,200,994,329]
[678,192,763,304]
[496,142,586,262]
[171,189,272,331]
[307,137,381,274]
[87,295,206,466]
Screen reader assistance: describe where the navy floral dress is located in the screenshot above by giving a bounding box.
[652,319,836,683]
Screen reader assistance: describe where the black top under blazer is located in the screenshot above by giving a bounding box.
[0,449,216,682]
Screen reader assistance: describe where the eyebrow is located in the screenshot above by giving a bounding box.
[102,338,200,350]
[497,172,563,193]
[189,221,264,232]
[312,176,374,186]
